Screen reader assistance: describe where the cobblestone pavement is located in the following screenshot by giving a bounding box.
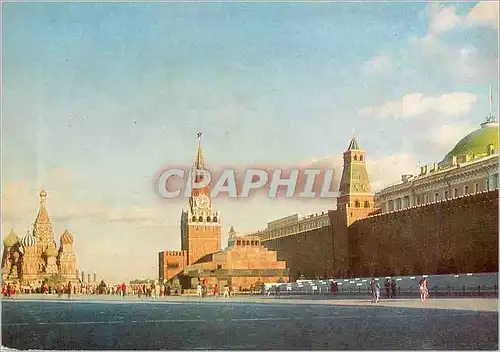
[2,296,498,350]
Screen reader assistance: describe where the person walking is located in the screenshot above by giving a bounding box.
[371,279,380,303]
[384,279,390,298]
[67,281,72,299]
[223,284,230,298]
[196,283,202,298]
[390,279,397,298]
[419,278,429,303]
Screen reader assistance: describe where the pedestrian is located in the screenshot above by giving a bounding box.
[419,278,429,303]
[384,279,390,298]
[197,283,202,298]
[223,284,230,298]
[390,279,397,298]
[371,279,380,303]
[67,281,72,299]
[213,284,219,297]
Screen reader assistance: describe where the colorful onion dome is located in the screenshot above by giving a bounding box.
[60,229,74,244]
[22,229,36,247]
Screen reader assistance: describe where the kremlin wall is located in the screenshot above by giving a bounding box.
[248,117,499,281]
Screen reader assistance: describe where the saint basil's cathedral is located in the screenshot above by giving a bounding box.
[2,189,78,286]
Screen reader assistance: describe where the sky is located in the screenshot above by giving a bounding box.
[2,1,498,282]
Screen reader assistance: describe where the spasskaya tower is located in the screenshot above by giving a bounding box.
[180,133,222,265]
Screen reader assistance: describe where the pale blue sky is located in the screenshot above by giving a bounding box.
[2,1,498,282]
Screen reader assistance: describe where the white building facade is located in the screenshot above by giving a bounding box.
[376,120,499,213]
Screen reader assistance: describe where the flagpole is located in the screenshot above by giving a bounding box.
[489,84,492,116]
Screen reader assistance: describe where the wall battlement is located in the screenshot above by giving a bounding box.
[349,189,498,277]
[362,189,498,223]
[165,250,187,257]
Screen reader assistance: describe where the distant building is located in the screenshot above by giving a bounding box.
[245,213,330,242]
[375,119,499,213]
[2,189,79,287]
[158,134,288,290]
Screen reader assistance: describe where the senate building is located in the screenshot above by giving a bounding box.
[2,190,79,287]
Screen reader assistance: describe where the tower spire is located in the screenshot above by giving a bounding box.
[195,132,204,169]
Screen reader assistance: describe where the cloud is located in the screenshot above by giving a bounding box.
[427,3,461,36]
[359,92,477,120]
[409,34,497,83]
[296,152,418,193]
[413,121,477,158]
[362,2,498,85]
[362,53,392,75]
[466,1,499,28]
[367,154,419,191]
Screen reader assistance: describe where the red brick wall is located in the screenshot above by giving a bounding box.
[188,225,221,265]
[263,226,334,281]
[261,190,498,281]
[349,190,499,277]
[159,250,188,282]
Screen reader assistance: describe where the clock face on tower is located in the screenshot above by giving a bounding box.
[195,194,210,209]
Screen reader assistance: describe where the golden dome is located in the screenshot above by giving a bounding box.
[60,229,74,244]
[45,245,58,257]
[4,229,19,247]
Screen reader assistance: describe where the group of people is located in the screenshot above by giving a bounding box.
[196,283,231,298]
[371,278,429,303]
[2,282,17,297]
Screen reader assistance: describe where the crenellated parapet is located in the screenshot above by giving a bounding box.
[348,189,498,277]
[165,250,188,257]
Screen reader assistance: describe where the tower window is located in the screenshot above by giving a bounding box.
[354,155,358,161]
[364,201,370,208]
[354,200,360,208]
[475,183,479,193]
[198,216,203,222]
[206,216,211,222]
[454,188,458,197]
[192,216,197,222]
[464,186,469,195]
[237,240,241,246]
[213,216,218,222]
[360,155,363,161]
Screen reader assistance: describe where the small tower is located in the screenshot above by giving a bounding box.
[2,229,21,281]
[58,229,77,281]
[34,188,56,254]
[228,226,237,247]
[21,229,38,283]
[337,136,376,225]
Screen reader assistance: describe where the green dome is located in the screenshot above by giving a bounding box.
[442,121,498,163]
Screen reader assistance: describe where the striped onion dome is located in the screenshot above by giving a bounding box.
[60,229,74,244]
[22,230,36,247]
